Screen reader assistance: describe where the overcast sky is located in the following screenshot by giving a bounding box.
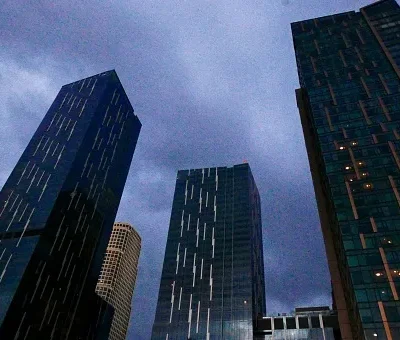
[0,0,373,339]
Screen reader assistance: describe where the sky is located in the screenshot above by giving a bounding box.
[0,0,374,339]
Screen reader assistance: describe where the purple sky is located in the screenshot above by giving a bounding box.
[0,0,373,339]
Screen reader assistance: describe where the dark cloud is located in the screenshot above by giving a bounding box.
[1,0,374,339]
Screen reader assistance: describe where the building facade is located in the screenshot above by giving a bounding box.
[0,70,141,339]
[151,163,266,339]
[292,1,400,339]
[96,222,141,340]
[254,307,341,340]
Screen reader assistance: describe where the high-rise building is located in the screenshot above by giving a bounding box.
[0,70,141,339]
[292,1,400,339]
[151,163,265,339]
[96,222,141,340]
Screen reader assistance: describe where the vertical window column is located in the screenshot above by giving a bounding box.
[345,181,358,219]
[378,97,391,121]
[379,248,399,301]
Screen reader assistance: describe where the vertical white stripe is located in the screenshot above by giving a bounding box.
[193,253,196,287]
[185,180,188,205]
[178,287,182,310]
[79,99,87,117]
[203,223,206,240]
[210,264,213,300]
[0,254,13,283]
[205,192,208,207]
[89,78,97,96]
[169,281,175,323]
[206,308,210,339]
[9,194,20,211]
[54,146,65,169]
[183,248,187,267]
[33,137,44,156]
[196,225,199,248]
[0,249,5,261]
[6,200,22,230]
[0,191,14,217]
[202,168,204,184]
[38,175,51,202]
[199,188,202,213]
[196,301,201,333]
[200,259,203,279]
[181,210,184,237]
[188,294,193,321]
[169,300,174,323]
[187,214,191,231]
[212,228,215,258]
[18,204,29,222]
[26,168,39,192]
[176,243,180,274]
[188,295,193,339]
[17,161,31,184]
[191,185,194,199]
[67,121,77,141]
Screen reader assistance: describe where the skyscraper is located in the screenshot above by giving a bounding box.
[0,70,141,339]
[292,0,400,339]
[151,163,265,339]
[96,222,141,340]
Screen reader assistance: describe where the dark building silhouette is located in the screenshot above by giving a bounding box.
[293,0,400,339]
[152,163,265,339]
[0,70,141,339]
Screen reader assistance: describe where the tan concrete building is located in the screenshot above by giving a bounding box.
[96,222,141,340]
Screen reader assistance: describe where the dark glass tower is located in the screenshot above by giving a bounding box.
[152,163,266,340]
[292,1,400,339]
[0,70,141,339]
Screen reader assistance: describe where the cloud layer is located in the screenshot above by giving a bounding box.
[1,0,372,338]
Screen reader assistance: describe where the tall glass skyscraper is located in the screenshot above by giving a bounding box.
[151,163,266,339]
[292,0,400,339]
[0,70,141,339]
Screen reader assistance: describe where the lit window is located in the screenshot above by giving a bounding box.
[345,165,352,170]
[363,183,373,190]
[339,146,346,150]
[375,272,384,277]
